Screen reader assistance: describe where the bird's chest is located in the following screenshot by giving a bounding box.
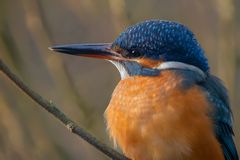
[106,75,180,124]
[105,74,193,160]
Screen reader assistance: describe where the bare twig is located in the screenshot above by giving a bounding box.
[0,59,129,160]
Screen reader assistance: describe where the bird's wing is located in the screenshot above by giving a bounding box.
[200,75,239,160]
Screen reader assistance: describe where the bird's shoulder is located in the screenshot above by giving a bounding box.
[177,70,239,160]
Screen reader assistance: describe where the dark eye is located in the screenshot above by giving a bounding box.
[130,50,142,58]
[121,49,142,58]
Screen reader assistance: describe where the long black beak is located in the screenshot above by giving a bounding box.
[49,43,124,60]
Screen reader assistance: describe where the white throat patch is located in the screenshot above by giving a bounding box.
[109,60,129,79]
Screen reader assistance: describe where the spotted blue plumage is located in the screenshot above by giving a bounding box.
[112,20,209,72]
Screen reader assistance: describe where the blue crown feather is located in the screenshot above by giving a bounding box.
[112,20,209,72]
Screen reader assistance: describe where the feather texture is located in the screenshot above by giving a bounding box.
[105,70,226,160]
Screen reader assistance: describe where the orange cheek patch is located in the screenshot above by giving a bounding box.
[136,58,163,68]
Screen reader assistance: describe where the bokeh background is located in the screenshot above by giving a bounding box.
[0,0,239,159]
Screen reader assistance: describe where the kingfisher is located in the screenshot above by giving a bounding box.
[50,20,239,160]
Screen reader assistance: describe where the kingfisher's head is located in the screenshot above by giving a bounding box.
[50,20,209,79]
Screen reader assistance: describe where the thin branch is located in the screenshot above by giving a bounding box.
[0,59,129,160]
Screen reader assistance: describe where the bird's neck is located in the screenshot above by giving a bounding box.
[110,60,206,80]
[156,61,206,79]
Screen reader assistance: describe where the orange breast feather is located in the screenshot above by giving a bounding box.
[105,71,224,160]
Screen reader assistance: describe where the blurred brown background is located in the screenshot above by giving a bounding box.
[0,0,239,159]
